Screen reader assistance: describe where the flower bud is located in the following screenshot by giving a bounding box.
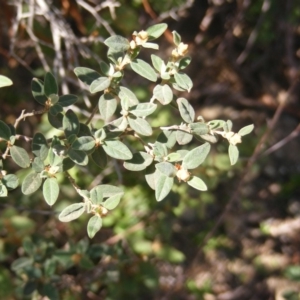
[176,167,191,182]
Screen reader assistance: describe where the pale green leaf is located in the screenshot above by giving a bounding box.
[43,178,59,206]
[153,84,173,105]
[95,184,123,198]
[146,23,167,40]
[129,103,157,117]
[174,73,193,92]
[59,203,85,222]
[10,145,30,168]
[151,54,165,73]
[128,117,152,136]
[98,93,117,120]
[182,142,211,169]
[155,162,176,177]
[32,157,44,173]
[189,123,209,136]
[90,186,103,205]
[130,59,157,82]
[22,172,42,195]
[103,194,122,210]
[145,169,160,190]
[123,151,153,171]
[178,56,191,70]
[2,174,19,189]
[118,86,139,107]
[90,77,111,94]
[177,97,195,123]
[238,124,254,136]
[142,42,159,49]
[104,35,130,52]
[208,120,226,129]
[0,184,8,197]
[152,142,168,158]
[155,174,174,201]
[228,144,239,165]
[165,152,181,162]
[198,134,218,143]
[71,136,95,151]
[176,130,193,145]
[187,176,207,191]
[0,75,13,88]
[32,132,49,160]
[172,30,181,46]
[87,215,102,238]
[102,140,132,160]
[157,130,177,149]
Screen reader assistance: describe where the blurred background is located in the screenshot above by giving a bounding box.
[0,0,300,299]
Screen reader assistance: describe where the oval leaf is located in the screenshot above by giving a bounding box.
[2,174,19,189]
[58,94,78,107]
[74,67,101,85]
[90,77,111,94]
[43,178,59,206]
[22,172,42,195]
[87,215,102,238]
[238,124,254,136]
[123,151,153,171]
[68,149,88,166]
[228,144,239,165]
[103,194,122,210]
[31,78,47,105]
[91,146,107,169]
[63,109,79,137]
[102,140,132,160]
[155,174,174,202]
[177,97,195,123]
[153,84,173,105]
[146,23,167,40]
[187,176,207,191]
[0,75,13,88]
[72,136,95,151]
[129,103,157,117]
[0,120,11,140]
[128,117,152,136]
[10,145,31,168]
[155,162,176,177]
[176,130,193,145]
[59,203,85,222]
[174,73,193,92]
[104,35,130,52]
[32,132,49,160]
[130,59,157,82]
[182,143,211,169]
[44,72,58,97]
[98,93,117,120]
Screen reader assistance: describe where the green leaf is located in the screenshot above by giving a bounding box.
[11,257,33,271]
[58,94,78,107]
[10,145,30,168]
[178,56,191,70]
[198,134,218,143]
[130,59,157,82]
[128,117,152,136]
[0,184,8,197]
[59,158,75,172]
[49,104,63,116]
[189,123,209,136]
[226,120,233,131]
[32,132,49,160]
[32,157,44,173]
[72,136,95,151]
[208,120,226,129]
[103,194,122,210]
[104,35,130,52]
[155,162,176,177]
[91,146,107,168]
[152,142,168,158]
[0,75,13,88]
[153,84,173,105]
[118,86,139,107]
[90,77,111,93]
[44,72,58,97]
[102,140,132,160]
[146,23,167,40]
[87,215,102,238]
[187,176,207,191]
[174,73,193,92]
[100,61,111,76]
[155,174,174,201]
[123,151,153,171]
[68,149,88,166]
[176,130,193,145]
[22,172,42,195]
[182,143,210,169]
[98,93,117,120]
[48,93,59,104]
[172,30,181,46]
[94,184,123,198]
[145,169,160,190]
[157,130,177,149]
[31,78,47,105]
[43,178,59,206]
[59,203,85,222]
[2,174,19,189]
[90,186,103,205]
[238,124,254,136]
[48,112,63,130]
[151,54,165,73]
[142,42,159,49]
[228,144,239,165]
[177,97,195,123]
[63,109,79,137]
[129,103,157,117]
[74,67,101,85]
[0,120,11,140]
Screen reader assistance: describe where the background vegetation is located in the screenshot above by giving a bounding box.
[0,0,300,299]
